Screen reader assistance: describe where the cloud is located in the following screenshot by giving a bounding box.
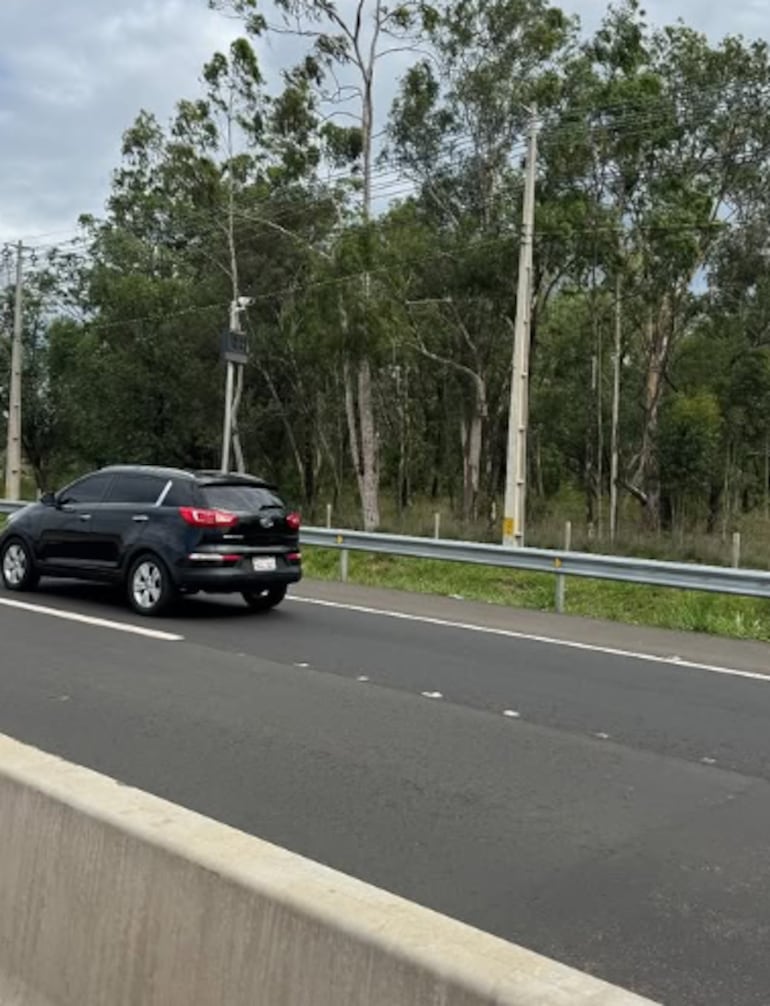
[0,0,242,242]
[0,0,767,244]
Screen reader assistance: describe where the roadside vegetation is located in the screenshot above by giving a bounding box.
[304,547,770,643]
[3,0,770,642]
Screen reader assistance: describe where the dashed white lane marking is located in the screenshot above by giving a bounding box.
[289,596,769,683]
[0,597,183,642]
[595,732,611,740]
[421,691,443,699]
[701,757,717,766]
[357,675,370,682]
[503,709,521,718]
[294,662,310,668]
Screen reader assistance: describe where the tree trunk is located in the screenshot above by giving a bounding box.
[259,363,307,501]
[357,358,380,531]
[344,359,380,531]
[535,427,545,498]
[595,319,604,539]
[460,415,482,523]
[584,356,596,529]
[633,305,672,531]
[395,364,410,516]
[609,272,622,542]
[706,481,722,534]
[459,375,487,524]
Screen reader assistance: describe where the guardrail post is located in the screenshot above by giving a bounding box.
[732,532,741,568]
[340,548,349,583]
[433,512,441,540]
[555,521,572,614]
[326,503,332,529]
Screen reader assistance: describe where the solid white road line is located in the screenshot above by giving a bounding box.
[288,595,770,683]
[0,597,183,642]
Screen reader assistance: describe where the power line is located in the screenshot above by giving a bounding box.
[8,74,770,263]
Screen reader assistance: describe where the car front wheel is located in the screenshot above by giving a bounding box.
[127,554,175,616]
[1,538,39,592]
[242,585,287,612]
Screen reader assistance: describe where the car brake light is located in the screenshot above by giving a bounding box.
[286,511,301,531]
[179,506,239,529]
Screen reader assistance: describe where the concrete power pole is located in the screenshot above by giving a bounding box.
[503,107,539,547]
[221,372,235,474]
[4,242,23,500]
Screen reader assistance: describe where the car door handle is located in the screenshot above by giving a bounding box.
[132,514,149,523]
[78,513,92,522]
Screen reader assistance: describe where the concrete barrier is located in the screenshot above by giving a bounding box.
[0,733,658,1006]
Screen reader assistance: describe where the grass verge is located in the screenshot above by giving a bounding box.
[303,547,770,644]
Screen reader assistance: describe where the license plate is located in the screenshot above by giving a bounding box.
[252,557,276,572]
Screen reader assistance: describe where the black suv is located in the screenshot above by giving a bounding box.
[0,466,302,615]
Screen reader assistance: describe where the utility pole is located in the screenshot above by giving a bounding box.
[4,242,23,500]
[221,308,236,474]
[503,106,538,547]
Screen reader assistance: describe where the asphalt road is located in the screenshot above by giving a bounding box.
[2,578,770,1005]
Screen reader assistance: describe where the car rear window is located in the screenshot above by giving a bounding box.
[199,485,284,512]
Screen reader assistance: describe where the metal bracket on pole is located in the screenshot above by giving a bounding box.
[220,298,252,474]
[221,359,236,474]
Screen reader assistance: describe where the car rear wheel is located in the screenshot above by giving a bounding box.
[127,554,175,616]
[1,538,39,592]
[242,585,287,612]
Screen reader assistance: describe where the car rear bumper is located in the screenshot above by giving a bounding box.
[177,567,302,593]
[174,554,302,594]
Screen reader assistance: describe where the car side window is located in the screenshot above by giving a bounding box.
[59,473,112,505]
[104,474,168,505]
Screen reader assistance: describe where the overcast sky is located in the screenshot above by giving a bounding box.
[1,0,768,247]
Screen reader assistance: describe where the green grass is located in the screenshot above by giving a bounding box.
[303,547,770,643]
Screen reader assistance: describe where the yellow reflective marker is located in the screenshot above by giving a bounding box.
[554,558,562,569]
[503,518,515,537]
[336,534,344,545]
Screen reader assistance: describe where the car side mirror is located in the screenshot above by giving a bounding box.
[41,491,57,507]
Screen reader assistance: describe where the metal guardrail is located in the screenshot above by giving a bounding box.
[2,499,769,602]
[302,526,770,602]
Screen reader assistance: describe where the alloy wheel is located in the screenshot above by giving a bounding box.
[132,560,163,611]
[2,543,27,587]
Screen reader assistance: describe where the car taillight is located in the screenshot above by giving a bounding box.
[285,512,301,531]
[179,506,239,529]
